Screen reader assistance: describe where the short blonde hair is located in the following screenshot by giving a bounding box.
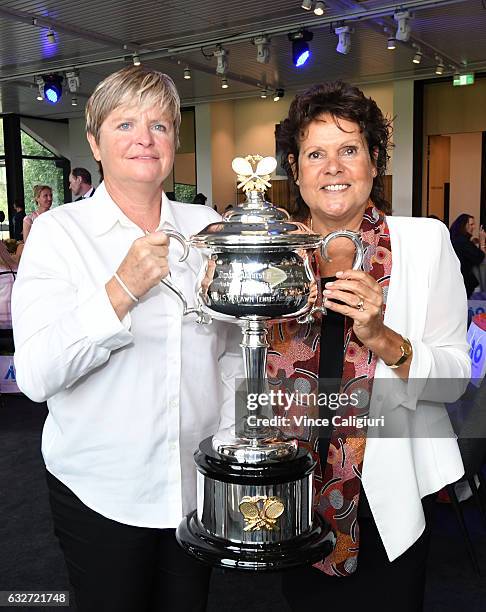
[33,184,52,201]
[86,66,181,146]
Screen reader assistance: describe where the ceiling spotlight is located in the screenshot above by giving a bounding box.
[387,37,396,50]
[132,53,141,66]
[289,30,313,67]
[65,69,80,93]
[301,0,312,9]
[71,96,78,107]
[43,74,63,104]
[394,11,411,42]
[214,47,228,75]
[34,76,44,100]
[260,88,268,99]
[184,67,191,79]
[221,77,229,89]
[314,1,326,15]
[273,88,284,102]
[412,49,422,64]
[46,28,56,44]
[435,57,445,75]
[335,25,352,55]
[253,36,271,64]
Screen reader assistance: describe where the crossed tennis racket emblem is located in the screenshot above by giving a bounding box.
[238,495,285,531]
[231,154,277,194]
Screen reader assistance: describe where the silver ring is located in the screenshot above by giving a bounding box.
[356,299,365,312]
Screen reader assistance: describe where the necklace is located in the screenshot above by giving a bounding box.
[309,216,319,234]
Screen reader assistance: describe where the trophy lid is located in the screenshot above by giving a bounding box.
[191,155,321,250]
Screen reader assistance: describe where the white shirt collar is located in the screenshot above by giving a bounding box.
[91,182,178,237]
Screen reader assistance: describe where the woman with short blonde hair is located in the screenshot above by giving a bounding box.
[22,184,52,242]
[85,65,181,146]
[13,65,236,612]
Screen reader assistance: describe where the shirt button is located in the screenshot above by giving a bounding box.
[170,399,178,409]
[169,442,177,451]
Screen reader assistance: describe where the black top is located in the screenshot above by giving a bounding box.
[318,278,344,466]
[451,234,485,298]
[318,277,372,518]
[12,210,25,241]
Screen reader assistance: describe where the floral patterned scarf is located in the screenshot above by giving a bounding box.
[267,204,392,577]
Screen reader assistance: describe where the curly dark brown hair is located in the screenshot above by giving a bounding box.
[277,81,393,220]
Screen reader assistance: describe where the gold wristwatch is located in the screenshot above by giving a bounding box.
[388,336,412,369]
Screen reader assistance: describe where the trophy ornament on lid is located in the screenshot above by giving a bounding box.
[232,154,276,193]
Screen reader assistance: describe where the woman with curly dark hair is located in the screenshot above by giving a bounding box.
[269,82,469,610]
[449,213,485,297]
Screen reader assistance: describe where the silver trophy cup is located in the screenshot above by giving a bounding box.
[164,156,363,570]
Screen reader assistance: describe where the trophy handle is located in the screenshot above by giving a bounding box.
[160,230,212,324]
[297,305,327,325]
[297,230,363,325]
[320,230,364,270]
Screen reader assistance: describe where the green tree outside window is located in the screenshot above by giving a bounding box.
[21,130,65,213]
[174,183,196,203]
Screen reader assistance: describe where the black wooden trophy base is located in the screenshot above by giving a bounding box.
[177,509,334,571]
[176,438,335,571]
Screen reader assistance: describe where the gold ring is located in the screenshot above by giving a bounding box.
[356,299,365,312]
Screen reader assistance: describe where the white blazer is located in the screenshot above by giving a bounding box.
[363,216,470,561]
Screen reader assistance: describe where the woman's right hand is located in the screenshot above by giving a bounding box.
[116,232,170,297]
[106,232,170,318]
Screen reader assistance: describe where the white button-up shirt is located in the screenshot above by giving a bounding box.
[12,183,242,528]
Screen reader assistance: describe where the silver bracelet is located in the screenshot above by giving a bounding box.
[114,272,139,303]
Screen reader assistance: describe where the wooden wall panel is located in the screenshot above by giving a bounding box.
[427,135,451,220]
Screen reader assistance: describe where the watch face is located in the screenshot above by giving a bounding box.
[403,338,412,357]
[389,337,412,368]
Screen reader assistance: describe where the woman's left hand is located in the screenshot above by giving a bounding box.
[323,269,386,349]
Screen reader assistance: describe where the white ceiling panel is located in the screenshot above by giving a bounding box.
[0,0,484,118]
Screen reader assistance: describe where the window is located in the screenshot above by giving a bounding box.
[0,120,4,155]
[22,159,65,213]
[0,117,69,231]
[174,183,197,203]
[21,128,67,212]
[173,108,196,202]
[21,131,55,157]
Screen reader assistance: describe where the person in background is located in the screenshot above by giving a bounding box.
[0,241,18,330]
[23,185,52,243]
[192,192,207,205]
[12,201,26,241]
[270,81,470,612]
[12,65,241,612]
[69,167,95,201]
[450,213,486,297]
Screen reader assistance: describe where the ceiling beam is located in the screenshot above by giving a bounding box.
[0,0,469,85]
[0,6,148,53]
